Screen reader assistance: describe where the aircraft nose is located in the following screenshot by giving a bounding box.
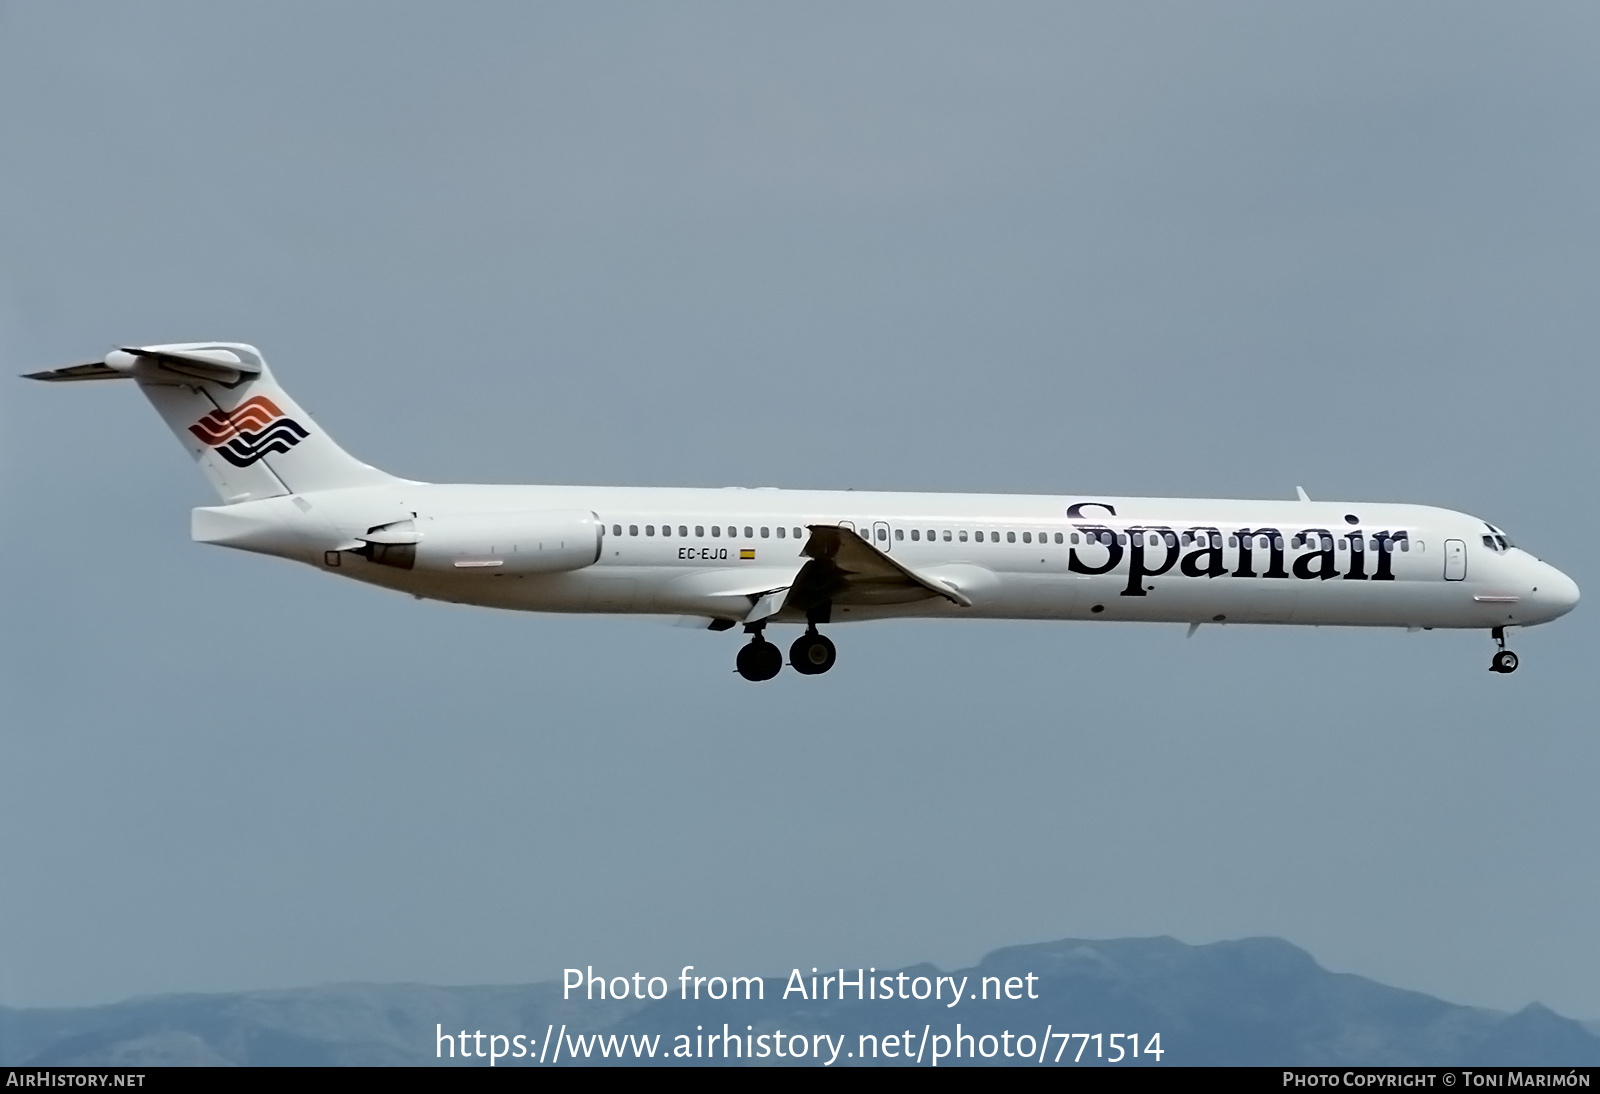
[1534,563,1580,622]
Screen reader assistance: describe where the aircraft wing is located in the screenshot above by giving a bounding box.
[790,525,972,610]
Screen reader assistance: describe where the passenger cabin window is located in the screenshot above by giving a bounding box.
[794,527,803,538]
[711,526,721,537]
[943,530,952,541]
[1008,531,1018,543]
[760,527,769,538]
[1054,532,1064,544]
[911,529,921,541]
[695,525,705,537]
[776,527,785,538]
[612,524,622,536]
[959,531,968,542]
[876,527,887,541]
[895,529,904,540]
[629,525,639,536]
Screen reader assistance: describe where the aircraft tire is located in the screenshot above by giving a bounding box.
[1492,650,1519,674]
[790,632,837,675]
[737,638,783,682]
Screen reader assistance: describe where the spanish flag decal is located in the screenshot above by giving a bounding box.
[740,549,756,560]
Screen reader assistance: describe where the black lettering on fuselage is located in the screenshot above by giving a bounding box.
[1069,525,1122,575]
[1121,526,1179,596]
[1067,503,1117,519]
[678,546,730,561]
[1233,528,1288,579]
[1180,527,1227,578]
[1371,530,1405,581]
[1292,528,1339,581]
[1343,531,1368,580]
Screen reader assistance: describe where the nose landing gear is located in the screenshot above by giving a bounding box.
[1489,626,1519,674]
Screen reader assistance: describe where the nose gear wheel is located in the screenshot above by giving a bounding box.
[1489,626,1519,673]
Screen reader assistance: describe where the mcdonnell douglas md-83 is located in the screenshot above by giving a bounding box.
[27,343,1579,680]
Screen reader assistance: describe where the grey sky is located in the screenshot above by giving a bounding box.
[3,3,1598,1017]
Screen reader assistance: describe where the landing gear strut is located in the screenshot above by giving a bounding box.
[1489,626,1519,674]
[790,629,837,676]
[735,626,783,682]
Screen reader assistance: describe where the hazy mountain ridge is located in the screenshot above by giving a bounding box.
[4,937,1596,1066]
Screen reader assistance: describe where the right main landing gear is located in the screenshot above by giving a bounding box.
[1489,626,1519,674]
[790,629,837,676]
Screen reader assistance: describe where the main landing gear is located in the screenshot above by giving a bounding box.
[1489,626,1519,674]
[734,625,837,681]
[790,629,837,676]
[735,631,783,682]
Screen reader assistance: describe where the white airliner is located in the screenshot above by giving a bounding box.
[27,343,1579,680]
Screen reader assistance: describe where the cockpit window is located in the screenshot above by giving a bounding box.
[1481,526,1513,552]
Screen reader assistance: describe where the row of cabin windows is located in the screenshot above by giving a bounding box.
[613,524,805,539]
[903,528,1066,544]
[607,523,1411,554]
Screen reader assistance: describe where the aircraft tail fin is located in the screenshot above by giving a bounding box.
[25,342,404,503]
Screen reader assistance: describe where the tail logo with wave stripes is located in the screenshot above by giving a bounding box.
[189,396,309,468]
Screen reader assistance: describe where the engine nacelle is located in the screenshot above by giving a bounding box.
[359,509,602,574]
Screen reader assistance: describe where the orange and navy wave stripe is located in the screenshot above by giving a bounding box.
[189,396,309,468]
[188,396,287,444]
